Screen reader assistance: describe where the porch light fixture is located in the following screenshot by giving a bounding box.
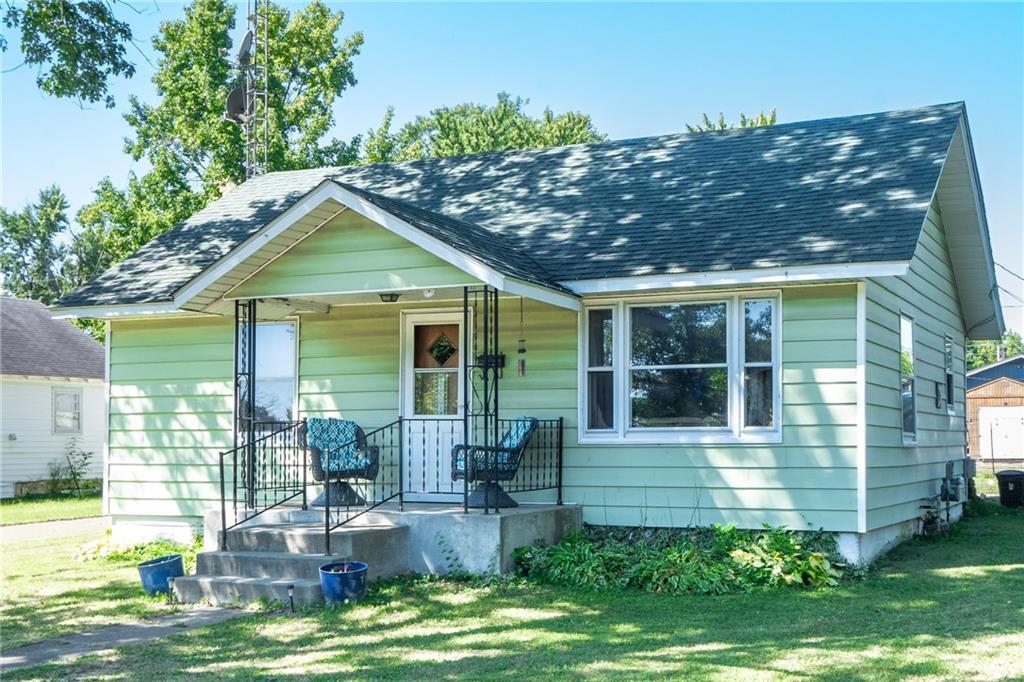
[379,293,401,303]
[422,288,435,299]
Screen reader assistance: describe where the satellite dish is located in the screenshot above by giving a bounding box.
[224,86,248,124]
[237,30,253,67]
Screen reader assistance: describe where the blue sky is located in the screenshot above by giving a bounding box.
[2,2,1022,331]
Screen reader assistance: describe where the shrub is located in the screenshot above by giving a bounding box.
[514,524,843,595]
[76,534,203,573]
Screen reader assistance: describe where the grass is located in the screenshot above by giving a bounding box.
[0,532,181,650]
[7,502,1023,681]
[0,493,102,525]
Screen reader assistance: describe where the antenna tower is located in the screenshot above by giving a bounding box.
[224,0,269,178]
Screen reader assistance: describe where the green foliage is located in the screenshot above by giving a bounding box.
[514,524,842,594]
[76,534,203,573]
[967,331,1024,369]
[0,185,70,303]
[1,0,135,107]
[686,108,777,132]
[362,92,605,163]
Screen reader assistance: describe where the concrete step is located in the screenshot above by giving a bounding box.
[224,523,410,574]
[172,575,321,607]
[196,551,353,581]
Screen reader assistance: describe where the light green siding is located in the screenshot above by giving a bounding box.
[229,211,476,298]
[107,316,233,520]
[107,285,859,532]
[864,201,966,530]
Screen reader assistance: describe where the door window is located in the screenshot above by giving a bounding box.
[413,324,460,416]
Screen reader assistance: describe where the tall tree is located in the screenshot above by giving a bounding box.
[686,108,777,133]
[362,93,604,164]
[967,331,1024,370]
[0,185,70,303]
[1,0,136,108]
[78,0,363,263]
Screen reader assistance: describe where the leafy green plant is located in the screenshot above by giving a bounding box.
[515,525,843,594]
[76,534,203,573]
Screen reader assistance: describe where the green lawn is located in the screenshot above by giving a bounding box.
[0,532,181,650]
[7,503,1023,681]
[0,493,102,525]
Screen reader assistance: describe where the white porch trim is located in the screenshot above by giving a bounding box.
[563,261,910,295]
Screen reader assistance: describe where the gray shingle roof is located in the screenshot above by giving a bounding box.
[57,103,965,308]
[1,298,104,378]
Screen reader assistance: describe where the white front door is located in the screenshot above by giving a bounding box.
[401,311,467,500]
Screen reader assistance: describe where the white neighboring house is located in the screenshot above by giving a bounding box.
[0,298,105,498]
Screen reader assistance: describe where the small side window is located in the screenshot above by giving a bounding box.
[944,336,955,414]
[53,388,82,434]
[899,314,916,443]
[586,308,615,430]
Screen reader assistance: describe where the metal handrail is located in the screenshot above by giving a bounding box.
[219,419,306,550]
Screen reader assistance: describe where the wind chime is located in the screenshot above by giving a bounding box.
[517,297,527,377]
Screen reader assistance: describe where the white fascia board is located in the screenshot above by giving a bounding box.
[50,302,187,319]
[503,278,580,311]
[173,180,347,306]
[563,261,910,295]
[956,114,1005,338]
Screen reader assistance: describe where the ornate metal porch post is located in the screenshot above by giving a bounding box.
[234,299,257,509]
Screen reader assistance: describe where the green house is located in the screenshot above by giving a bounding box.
[54,102,1003,566]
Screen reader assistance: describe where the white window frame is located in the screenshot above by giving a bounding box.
[253,319,299,423]
[53,387,83,434]
[578,290,782,445]
[943,335,956,415]
[899,312,917,445]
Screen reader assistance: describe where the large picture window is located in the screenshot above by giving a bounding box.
[582,293,780,443]
[899,314,916,443]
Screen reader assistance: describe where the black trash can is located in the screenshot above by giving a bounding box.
[995,470,1024,508]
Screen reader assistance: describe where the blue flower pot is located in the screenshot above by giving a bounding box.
[138,554,184,595]
[319,561,368,604]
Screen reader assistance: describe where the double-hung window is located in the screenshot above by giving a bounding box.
[53,388,82,434]
[582,293,780,443]
[899,314,916,443]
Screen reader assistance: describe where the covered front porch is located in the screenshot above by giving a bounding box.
[219,278,571,552]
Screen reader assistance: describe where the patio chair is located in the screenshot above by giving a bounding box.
[451,417,538,508]
[302,418,379,507]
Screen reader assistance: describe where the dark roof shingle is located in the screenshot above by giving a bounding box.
[57,103,965,307]
[1,298,104,378]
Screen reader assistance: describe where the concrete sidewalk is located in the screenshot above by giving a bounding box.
[1,516,108,542]
[0,606,250,673]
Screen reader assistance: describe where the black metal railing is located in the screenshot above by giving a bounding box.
[220,415,564,554]
[323,419,404,553]
[219,419,306,549]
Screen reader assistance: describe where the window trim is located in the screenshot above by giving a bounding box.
[254,319,299,423]
[52,386,83,435]
[579,290,782,445]
[899,312,917,446]
[943,335,956,415]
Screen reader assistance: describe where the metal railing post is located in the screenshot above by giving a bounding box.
[397,417,405,512]
[219,452,228,550]
[557,417,564,505]
[301,418,308,510]
[324,447,331,556]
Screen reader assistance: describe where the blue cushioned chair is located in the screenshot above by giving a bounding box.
[452,417,538,508]
[302,418,379,507]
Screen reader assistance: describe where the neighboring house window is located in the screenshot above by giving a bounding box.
[899,314,916,443]
[944,335,955,414]
[53,388,82,434]
[252,322,297,422]
[582,293,780,443]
